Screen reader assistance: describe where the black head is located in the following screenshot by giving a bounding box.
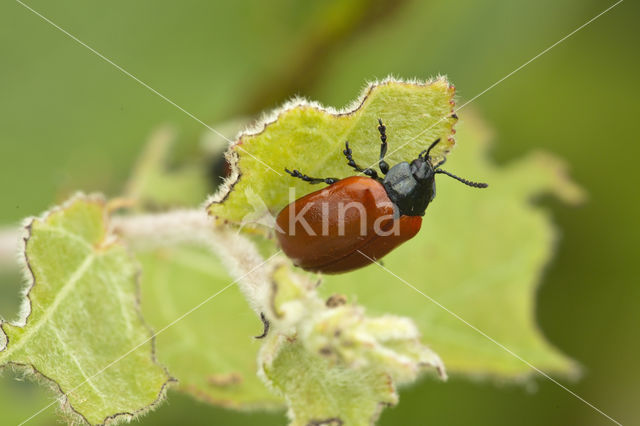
[409,156,434,182]
[382,138,488,216]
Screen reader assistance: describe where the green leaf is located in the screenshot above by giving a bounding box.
[0,374,58,426]
[125,126,214,208]
[260,336,396,426]
[259,261,444,425]
[321,112,585,377]
[208,78,457,223]
[0,196,172,425]
[137,244,282,409]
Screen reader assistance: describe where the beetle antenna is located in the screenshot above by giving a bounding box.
[435,169,488,188]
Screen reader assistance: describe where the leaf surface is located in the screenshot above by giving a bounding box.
[137,244,282,408]
[260,336,396,426]
[258,266,444,426]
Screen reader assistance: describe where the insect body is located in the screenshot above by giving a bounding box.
[276,119,487,274]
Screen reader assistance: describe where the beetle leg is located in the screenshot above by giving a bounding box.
[377,118,389,175]
[343,141,379,179]
[285,168,339,185]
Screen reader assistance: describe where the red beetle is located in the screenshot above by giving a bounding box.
[276,119,487,274]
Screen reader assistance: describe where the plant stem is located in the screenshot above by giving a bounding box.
[1,209,278,319]
[111,209,276,316]
[110,209,213,250]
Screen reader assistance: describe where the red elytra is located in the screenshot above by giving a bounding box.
[275,119,487,274]
[276,176,422,273]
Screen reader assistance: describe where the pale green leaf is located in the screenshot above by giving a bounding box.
[137,244,282,409]
[0,196,172,425]
[260,336,396,426]
[208,77,457,223]
[259,260,443,425]
[125,126,214,208]
[0,374,57,426]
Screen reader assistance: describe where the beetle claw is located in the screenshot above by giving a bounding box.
[254,312,270,339]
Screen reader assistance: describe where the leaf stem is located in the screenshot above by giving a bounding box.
[1,210,278,320]
[112,209,278,317]
[110,209,214,250]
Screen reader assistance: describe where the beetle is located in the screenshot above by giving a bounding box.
[275,119,487,274]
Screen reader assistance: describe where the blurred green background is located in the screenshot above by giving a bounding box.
[0,0,638,425]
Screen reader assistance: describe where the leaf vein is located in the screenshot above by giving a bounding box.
[52,327,107,403]
[38,224,93,250]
